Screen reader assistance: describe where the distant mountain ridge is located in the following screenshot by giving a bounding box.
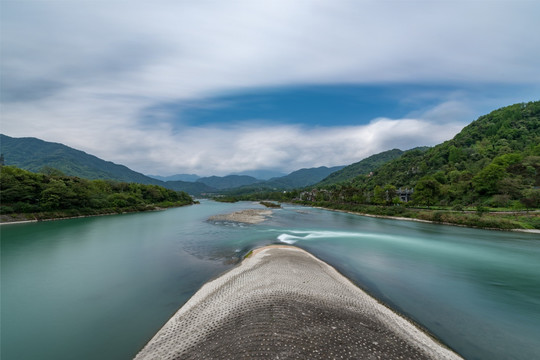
[231,169,287,180]
[147,174,200,182]
[0,134,214,195]
[196,175,260,189]
[220,166,345,196]
[0,134,344,195]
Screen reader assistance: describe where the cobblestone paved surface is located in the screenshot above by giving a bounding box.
[134,246,462,360]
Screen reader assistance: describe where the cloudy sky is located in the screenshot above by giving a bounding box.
[1,0,539,176]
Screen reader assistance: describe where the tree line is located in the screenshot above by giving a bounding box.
[0,166,194,217]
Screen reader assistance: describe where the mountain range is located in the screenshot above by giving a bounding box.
[147,174,201,182]
[0,134,346,195]
[2,101,537,206]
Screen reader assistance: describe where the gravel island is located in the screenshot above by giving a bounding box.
[134,245,462,360]
[208,209,272,224]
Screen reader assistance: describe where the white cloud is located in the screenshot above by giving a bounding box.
[1,96,465,175]
[1,0,539,175]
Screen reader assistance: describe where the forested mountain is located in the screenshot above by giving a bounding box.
[0,134,162,185]
[319,101,540,208]
[196,175,260,189]
[317,149,406,186]
[267,166,344,188]
[0,134,340,195]
[0,134,219,195]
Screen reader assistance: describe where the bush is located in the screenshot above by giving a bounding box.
[0,205,14,214]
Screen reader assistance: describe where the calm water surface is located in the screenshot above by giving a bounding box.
[1,201,539,359]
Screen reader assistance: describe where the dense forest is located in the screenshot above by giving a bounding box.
[0,166,194,221]
[327,101,540,209]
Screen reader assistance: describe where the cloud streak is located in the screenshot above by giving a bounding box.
[1,0,539,175]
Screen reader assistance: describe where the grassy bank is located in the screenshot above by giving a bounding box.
[297,201,540,230]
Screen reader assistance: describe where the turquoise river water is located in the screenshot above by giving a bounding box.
[1,200,539,360]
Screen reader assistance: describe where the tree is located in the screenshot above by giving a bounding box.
[414,176,441,207]
[520,189,540,210]
[472,163,506,195]
[383,185,397,205]
[373,185,385,205]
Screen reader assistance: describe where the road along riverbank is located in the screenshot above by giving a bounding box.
[134,245,462,359]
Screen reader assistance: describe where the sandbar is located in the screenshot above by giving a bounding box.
[208,209,272,224]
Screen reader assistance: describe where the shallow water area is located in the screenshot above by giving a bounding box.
[1,200,539,360]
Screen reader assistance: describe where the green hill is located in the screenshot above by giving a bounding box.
[324,101,540,208]
[317,149,405,186]
[0,134,162,185]
[0,134,220,195]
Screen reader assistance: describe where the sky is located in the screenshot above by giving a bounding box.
[1,0,539,176]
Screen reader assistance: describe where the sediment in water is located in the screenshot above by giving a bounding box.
[134,245,462,359]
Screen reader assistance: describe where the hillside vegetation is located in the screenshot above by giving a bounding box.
[333,101,540,209]
[0,166,194,221]
[269,166,345,188]
[239,102,540,229]
[0,134,164,185]
[0,135,341,195]
[317,149,405,186]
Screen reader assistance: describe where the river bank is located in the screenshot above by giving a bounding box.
[312,206,540,234]
[135,245,462,360]
[295,201,540,231]
[0,202,197,225]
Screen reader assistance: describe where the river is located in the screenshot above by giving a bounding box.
[1,200,539,360]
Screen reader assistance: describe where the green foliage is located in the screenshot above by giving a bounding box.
[0,134,165,185]
[317,101,540,209]
[414,176,441,207]
[317,149,405,186]
[231,101,540,230]
[0,166,193,218]
[521,189,540,210]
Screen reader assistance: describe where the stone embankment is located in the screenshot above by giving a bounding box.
[134,245,462,360]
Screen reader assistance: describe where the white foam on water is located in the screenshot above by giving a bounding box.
[276,230,372,244]
[277,234,301,244]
